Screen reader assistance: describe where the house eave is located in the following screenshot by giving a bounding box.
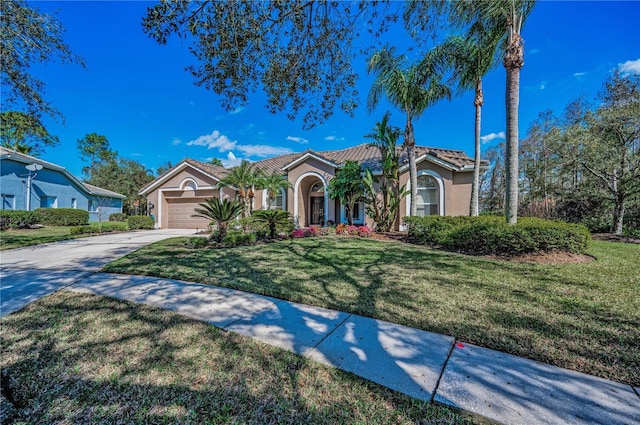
[139,161,223,195]
[281,152,339,171]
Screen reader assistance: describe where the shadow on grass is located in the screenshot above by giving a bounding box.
[102,236,640,387]
[1,292,466,424]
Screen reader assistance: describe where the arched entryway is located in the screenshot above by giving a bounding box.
[293,172,331,227]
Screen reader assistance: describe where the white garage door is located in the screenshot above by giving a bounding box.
[167,199,212,229]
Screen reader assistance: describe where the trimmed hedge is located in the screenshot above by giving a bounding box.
[109,212,128,222]
[127,215,155,230]
[404,216,591,255]
[69,222,129,235]
[36,208,89,226]
[0,210,41,230]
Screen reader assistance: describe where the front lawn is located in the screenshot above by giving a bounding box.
[0,226,81,250]
[0,223,129,250]
[104,236,640,387]
[0,292,469,424]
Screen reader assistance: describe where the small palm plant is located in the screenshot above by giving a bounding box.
[192,198,244,242]
[252,209,292,239]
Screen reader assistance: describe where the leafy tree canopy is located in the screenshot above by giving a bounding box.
[0,0,83,120]
[85,157,154,216]
[328,160,365,225]
[143,1,398,128]
[77,133,117,178]
[0,111,59,156]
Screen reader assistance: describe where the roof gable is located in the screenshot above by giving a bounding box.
[139,159,229,195]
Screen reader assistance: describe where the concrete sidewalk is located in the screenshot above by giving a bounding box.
[67,273,640,425]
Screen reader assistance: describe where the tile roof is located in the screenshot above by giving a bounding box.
[184,158,230,180]
[253,143,486,174]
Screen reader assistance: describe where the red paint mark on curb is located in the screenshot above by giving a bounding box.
[456,342,465,348]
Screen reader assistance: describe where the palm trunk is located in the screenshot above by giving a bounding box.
[504,26,524,225]
[405,117,418,217]
[470,79,483,217]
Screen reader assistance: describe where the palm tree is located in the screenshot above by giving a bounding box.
[444,24,503,216]
[192,197,244,242]
[406,0,535,223]
[217,160,263,216]
[364,111,403,231]
[453,0,535,223]
[367,47,451,217]
[258,171,292,209]
[252,209,292,239]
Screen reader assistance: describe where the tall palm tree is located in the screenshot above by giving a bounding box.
[217,160,263,216]
[192,197,244,242]
[406,0,535,223]
[444,24,503,216]
[258,171,292,209]
[367,47,451,217]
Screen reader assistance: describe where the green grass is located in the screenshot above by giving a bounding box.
[1,292,471,424]
[1,226,82,250]
[0,223,129,250]
[104,236,640,387]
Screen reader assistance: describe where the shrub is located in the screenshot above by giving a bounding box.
[222,230,257,247]
[290,229,306,238]
[69,222,128,235]
[404,215,591,255]
[335,223,348,235]
[109,212,128,222]
[0,210,41,230]
[127,215,155,230]
[36,208,88,226]
[185,236,209,249]
[357,225,373,237]
[334,223,371,237]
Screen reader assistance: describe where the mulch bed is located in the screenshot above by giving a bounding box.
[592,233,640,244]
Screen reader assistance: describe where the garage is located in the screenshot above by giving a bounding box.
[166,198,212,229]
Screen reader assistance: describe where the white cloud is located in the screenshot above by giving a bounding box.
[539,81,547,90]
[171,138,182,146]
[187,130,237,152]
[237,144,293,157]
[187,130,292,161]
[480,131,506,144]
[230,107,245,115]
[573,72,587,77]
[618,58,640,76]
[325,135,345,141]
[287,136,309,144]
[222,152,242,168]
[529,48,540,55]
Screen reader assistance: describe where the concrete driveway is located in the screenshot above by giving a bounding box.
[0,229,197,316]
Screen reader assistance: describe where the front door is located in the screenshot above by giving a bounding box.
[310,196,324,225]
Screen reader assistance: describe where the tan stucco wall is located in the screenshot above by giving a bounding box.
[397,159,474,224]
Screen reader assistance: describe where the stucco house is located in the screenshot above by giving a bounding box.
[1,147,125,222]
[140,143,487,230]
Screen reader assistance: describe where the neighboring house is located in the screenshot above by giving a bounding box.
[140,143,488,230]
[0,147,125,222]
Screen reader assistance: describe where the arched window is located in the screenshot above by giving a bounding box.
[310,181,324,193]
[268,188,285,210]
[416,175,439,216]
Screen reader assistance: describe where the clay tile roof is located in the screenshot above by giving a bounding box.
[184,158,230,180]
[253,152,304,175]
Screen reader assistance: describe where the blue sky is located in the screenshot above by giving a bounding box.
[18,1,640,177]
